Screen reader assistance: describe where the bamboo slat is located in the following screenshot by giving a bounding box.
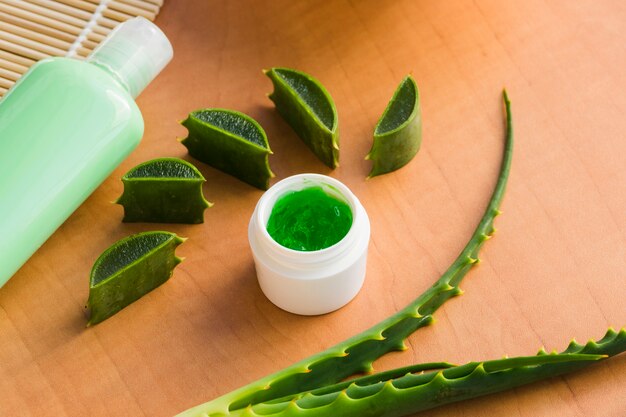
[0,2,82,35]
[112,0,159,15]
[0,20,72,50]
[86,31,105,42]
[0,10,76,42]
[0,37,50,61]
[92,24,111,36]
[0,56,29,73]
[0,66,20,81]
[0,77,14,89]
[108,1,156,20]
[56,0,98,13]
[4,0,87,29]
[0,0,164,98]
[0,29,67,56]
[0,49,35,67]
[26,0,94,21]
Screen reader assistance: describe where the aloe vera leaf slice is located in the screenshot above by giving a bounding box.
[181,109,275,190]
[175,91,513,417]
[86,231,184,326]
[236,328,624,417]
[116,158,212,224]
[265,67,339,168]
[366,75,422,178]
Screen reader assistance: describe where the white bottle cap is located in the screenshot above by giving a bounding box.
[87,17,173,98]
[248,174,371,315]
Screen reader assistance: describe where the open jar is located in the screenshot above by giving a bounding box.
[248,174,370,315]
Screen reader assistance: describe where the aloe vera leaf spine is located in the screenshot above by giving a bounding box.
[231,328,625,417]
[176,91,513,417]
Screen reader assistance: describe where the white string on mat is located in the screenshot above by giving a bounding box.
[66,0,111,58]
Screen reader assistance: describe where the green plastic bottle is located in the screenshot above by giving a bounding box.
[0,17,173,288]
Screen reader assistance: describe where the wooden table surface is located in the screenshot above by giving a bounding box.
[1,1,625,416]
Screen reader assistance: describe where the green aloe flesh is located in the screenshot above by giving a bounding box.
[229,328,625,417]
[177,91,513,416]
[265,67,339,168]
[116,158,212,224]
[181,109,274,190]
[367,75,422,178]
[86,231,184,326]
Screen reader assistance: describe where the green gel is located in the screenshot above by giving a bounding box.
[266,186,353,251]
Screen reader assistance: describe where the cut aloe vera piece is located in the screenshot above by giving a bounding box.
[181,109,274,190]
[116,158,212,224]
[86,231,184,326]
[265,67,339,168]
[366,75,422,178]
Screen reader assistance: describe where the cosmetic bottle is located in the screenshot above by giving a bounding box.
[249,174,371,315]
[0,17,173,288]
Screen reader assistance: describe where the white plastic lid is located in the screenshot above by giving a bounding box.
[87,17,173,98]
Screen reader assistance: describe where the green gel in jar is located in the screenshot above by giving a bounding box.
[266,186,353,251]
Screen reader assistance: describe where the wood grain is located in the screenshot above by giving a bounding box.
[1,0,625,416]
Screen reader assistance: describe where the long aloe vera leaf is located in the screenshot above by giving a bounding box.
[176,91,513,417]
[232,328,625,417]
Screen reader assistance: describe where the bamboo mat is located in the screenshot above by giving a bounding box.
[0,0,164,97]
